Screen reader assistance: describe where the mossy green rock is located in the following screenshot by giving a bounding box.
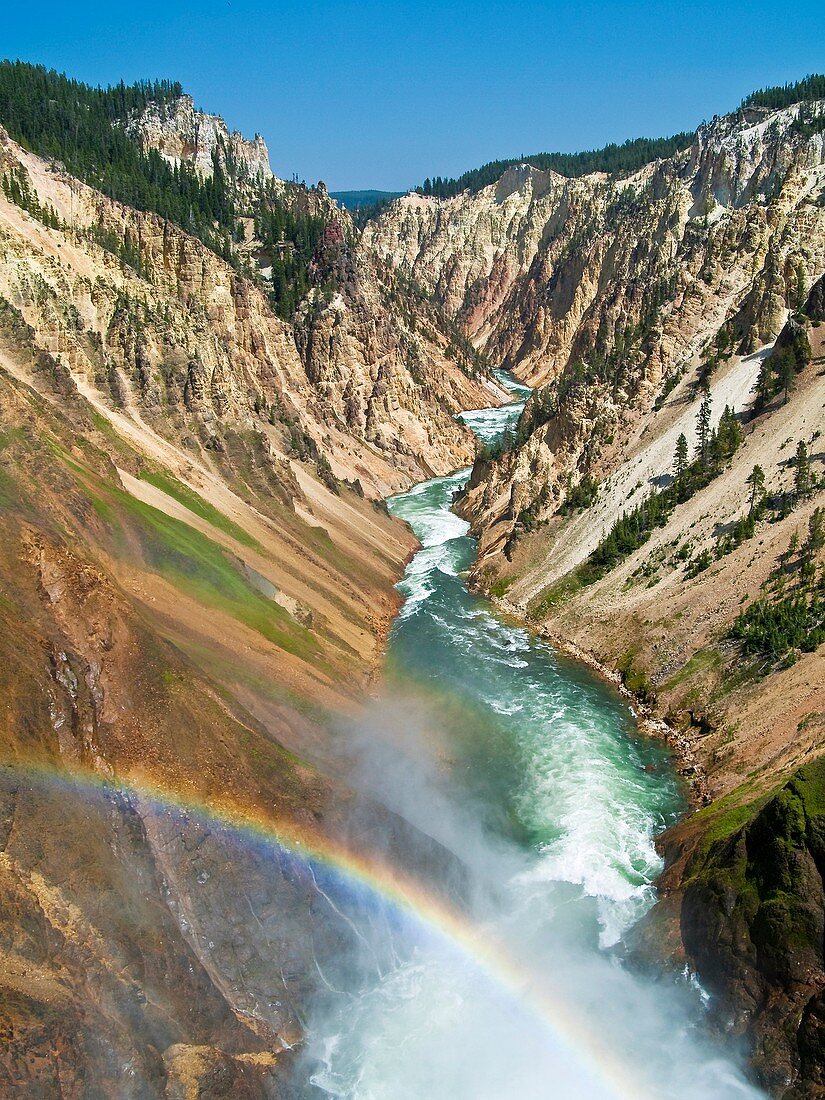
[682,760,825,1094]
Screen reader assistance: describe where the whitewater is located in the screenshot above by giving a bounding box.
[303,373,762,1099]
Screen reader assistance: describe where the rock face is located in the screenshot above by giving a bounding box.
[0,126,497,498]
[678,760,825,1094]
[127,93,274,181]
[0,349,426,1097]
[369,101,825,543]
[805,270,825,321]
[369,103,825,386]
[367,94,825,1095]
[0,93,496,1097]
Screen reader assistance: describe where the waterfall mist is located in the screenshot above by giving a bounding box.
[297,692,761,1100]
[292,383,763,1100]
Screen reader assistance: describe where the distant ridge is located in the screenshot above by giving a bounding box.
[415,133,694,201]
[331,189,404,210]
[414,72,825,201]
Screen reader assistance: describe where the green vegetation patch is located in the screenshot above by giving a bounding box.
[616,649,654,702]
[416,133,694,200]
[0,426,26,452]
[527,571,586,619]
[661,648,723,692]
[61,454,321,662]
[488,576,513,598]
[789,756,825,819]
[731,584,824,665]
[742,73,825,111]
[122,492,319,660]
[138,469,261,550]
[89,412,133,458]
[689,778,777,855]
[728,508,824,672]
[0,464,20,508]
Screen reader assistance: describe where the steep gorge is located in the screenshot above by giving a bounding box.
[367,91,825,1093]
[0,78,501,1097]
[369,102,824,521]
[2,64,825,1097]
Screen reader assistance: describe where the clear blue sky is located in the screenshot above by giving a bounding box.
[5,1,824,190]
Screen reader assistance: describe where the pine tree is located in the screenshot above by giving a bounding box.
[791,330,812,370]
[753,359,773,410]
[696,382,712,466]
[746,464,766,515]
[718,405,743,455]
[807,507,825,554]
[795,441,812,501]
[673,432,689,493]
[795,260,807,313]
[778,352,795,404]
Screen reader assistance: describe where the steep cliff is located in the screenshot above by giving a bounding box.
[366,89,825,1093]
[369,99,824,539]
[0,79,493,1097]
[0,129,497,499]
[126,92,274,181]
[370,102,824,378]
[657,756,825,1096]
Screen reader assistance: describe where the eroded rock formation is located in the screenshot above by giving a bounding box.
[369,102,825,542]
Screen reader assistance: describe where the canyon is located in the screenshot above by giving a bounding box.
[0,63,823,1097]
[367,90,825,1093]
[0,77,504,1097]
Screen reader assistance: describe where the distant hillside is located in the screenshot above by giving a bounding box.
[741,72,825,111]
[414,72,825,201]
[331,189,404,209]
[0,60,342,318]
[416,133,694,200]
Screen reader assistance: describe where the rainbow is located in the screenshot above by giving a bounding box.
[5,759,654,1100]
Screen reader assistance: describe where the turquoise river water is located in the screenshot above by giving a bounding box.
[305,373,762,1100]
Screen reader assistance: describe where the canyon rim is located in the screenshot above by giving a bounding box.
[0,34,823,1100]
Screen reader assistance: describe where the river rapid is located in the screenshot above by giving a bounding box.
[305,374,762,1100]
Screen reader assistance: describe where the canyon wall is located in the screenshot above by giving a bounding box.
[0,99,490,1096]
[369,102,825,537]
[2,71,824,1096]
[368,97,825,1094]
[126,92,274,181]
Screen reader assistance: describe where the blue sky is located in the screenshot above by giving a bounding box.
[5,1,824,190]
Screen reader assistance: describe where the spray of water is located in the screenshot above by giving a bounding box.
[300,379,763,1100]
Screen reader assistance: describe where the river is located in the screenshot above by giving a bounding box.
[305,374,761,1099]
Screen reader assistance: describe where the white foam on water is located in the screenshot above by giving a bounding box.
[305,378,763,1099]
[458,403,525,444]
[310,948,608,1100]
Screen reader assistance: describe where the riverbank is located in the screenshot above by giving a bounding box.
[492,592,710,803]
[460,389,825,1096]
[306,380,764,1099]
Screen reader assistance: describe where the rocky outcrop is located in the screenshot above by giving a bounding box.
[0,290,474,1096]
[369,101,825,544]
[364,91,825,1094]
[0,126,497,497]
[674,760,825,1095]
[127,93,273,181]
[805,271,825,321]
[0,88,499,1097]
